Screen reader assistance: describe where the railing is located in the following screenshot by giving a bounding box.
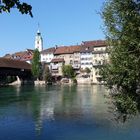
[72,64,80,69]
[92,63,102,66]
[51,64,58,70]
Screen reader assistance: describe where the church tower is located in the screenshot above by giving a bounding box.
[35,29,43,52]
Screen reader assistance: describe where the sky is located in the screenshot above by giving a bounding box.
[0,0,105,56]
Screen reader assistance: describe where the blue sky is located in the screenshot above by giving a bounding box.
[0,0,105,56]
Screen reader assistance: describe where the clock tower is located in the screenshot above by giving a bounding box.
[35,29,43,52]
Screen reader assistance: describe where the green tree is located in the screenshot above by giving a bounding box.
[62,65,75,78]
[32,49,41,79]
[85,67,91,74]
[0,0,33,17]
[101,0,140,118]
[43,65,52,83]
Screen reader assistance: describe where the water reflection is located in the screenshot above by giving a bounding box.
[0,85,140,140]
[0,85,108,132]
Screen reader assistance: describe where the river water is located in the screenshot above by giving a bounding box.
[0,85,140,140]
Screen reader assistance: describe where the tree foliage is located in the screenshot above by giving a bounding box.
[101,0,140,118]
[0,0,33,17]
[62,65,75,78]
[85,67,91,74]
[42,65,52,83]
[31,49,40,79]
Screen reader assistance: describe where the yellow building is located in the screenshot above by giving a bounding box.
[51,45,81,77]
[92,41,109,84]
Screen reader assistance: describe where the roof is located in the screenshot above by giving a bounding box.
[54,45,81,55]
[0,58,31,70]
[80,46,93,53]
[82,40,106,47]
[26,49,34,52]
[14,51,27,57]
[20,54,33,61]
[41,47,56,54]
[20,50,33,61]
[51,58,65,63]
[6,50,33,62]
[69,45,81,53]
[3,54,13,59]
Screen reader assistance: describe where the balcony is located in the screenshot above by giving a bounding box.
[92,62,102,67]
[51,64,59,70]
[72,64,80,69]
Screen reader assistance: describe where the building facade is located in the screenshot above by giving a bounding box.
[54,45,81,69]
[80,42,94,70]
[3,38,110,84]
[50,58,64,77]
[92,41,109,84]
[40,47,55,64]
[35,29,43,52]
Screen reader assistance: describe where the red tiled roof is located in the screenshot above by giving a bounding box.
[51,58,64,63]
[21,51,33,61]
[20,55,33,61]
[14,51,27,57]
[0,58,31,70]
[69,45,81,53]
[9,50,33,62]
[54,45,81,55]
[41,47,56,54]
[80,46,93,53]
[82,40,106,47]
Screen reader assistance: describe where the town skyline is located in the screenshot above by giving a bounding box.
[0,0,105,57]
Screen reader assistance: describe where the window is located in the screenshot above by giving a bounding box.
[74,61,78,64]
[95,72,98,75]
[70,60,73,64]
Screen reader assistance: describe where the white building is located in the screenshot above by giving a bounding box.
[40,47,55,63]
[35,29,43,52]
[80,45,93,70]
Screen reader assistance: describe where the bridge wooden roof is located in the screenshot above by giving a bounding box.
[0,58,31,70]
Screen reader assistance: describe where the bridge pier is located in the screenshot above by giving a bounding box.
[16,76,22,84]
[9,76,22,86]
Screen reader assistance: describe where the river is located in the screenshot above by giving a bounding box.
[0,85,140,140]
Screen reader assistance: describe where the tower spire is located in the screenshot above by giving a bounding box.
[35,24,43,52]
[37,23,40,33]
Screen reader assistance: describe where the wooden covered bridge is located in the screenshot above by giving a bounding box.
[0,58,32,81]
